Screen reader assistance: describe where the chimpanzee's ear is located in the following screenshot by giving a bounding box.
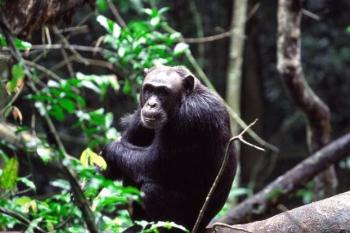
[183,74,196,94]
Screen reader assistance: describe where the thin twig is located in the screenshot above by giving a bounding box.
[0,207,47,233]
[57,25,89,34]
[302,9,320,21]
[29,44,113,54]
[53,26,88,65]
[106,0,127,27]
[0,85,23,115]
[184,3,260,44]
[24,60,61,81]
[192,120,264,233]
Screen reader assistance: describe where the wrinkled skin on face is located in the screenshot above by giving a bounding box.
[140,67,194,129]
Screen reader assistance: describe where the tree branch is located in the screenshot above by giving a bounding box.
[215,132,350,224]
[0,207,46,233]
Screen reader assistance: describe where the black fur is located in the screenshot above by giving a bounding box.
[102,66,236,232]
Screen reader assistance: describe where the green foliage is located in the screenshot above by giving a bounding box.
[76,108,120,148]
[0,156,142,232]
[296,181,315,204]
[267,188,283,201]
[346,26,350,33]
[0,34,32,50]
[6,63,25,93]
[27,76,119,148]
[96,7,188,97]
[96,0,108,12]
[0,157,19,192]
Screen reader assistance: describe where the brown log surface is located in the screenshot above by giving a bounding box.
[211,191,350,233]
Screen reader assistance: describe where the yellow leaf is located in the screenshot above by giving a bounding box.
[91,154,107,170]
[80,148,91,167]
[80,148,107,170]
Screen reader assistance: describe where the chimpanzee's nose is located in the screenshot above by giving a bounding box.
[147,99,157,108]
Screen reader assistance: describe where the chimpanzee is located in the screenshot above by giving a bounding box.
[102,65,236,232]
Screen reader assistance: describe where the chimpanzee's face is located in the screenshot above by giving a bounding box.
[140,69,186,129]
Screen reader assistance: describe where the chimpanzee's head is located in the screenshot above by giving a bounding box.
[140,66,197,129]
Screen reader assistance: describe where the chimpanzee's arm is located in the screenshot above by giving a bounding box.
[101,140,152,183]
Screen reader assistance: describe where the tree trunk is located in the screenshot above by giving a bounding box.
[225,0,248,204]
[276,0,337,198]
[0,0,93,38]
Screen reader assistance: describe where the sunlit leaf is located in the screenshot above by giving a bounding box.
[97,15,121,38]
[0,157,19,191]
[6,63,25,93]
[50,179,70,190]
[80,148,107,170]
[18,177,36,191]
[173,42,189,55]
[36,145,52,162]
[0,34,31,50]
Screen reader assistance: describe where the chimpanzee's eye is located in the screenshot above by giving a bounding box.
[157,87,170,97]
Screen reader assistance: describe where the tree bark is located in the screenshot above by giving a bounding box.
[215,132,350,224]
[209,191,350,233]
[225,0,249,204]
[277,0,337,198]
[0,0,94,38]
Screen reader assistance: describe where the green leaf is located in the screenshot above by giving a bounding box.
[97,15,121,38]
[122,79,132,94]
[11,63,25,80]
[0,157,19,191]
[15,196,32,206]
[267,188,283,200]
[18,177,36,191]
[6,63,25,93]
[49,105,65,121]
[96,0,108,12]
[59,98,76,113]
[50,179,70,190]
[0,34,6,46]
[36,146,52,163]
[0,34,31,50]
[14,38,32,50]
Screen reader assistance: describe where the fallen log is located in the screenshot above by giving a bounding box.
[210,191,350,233]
